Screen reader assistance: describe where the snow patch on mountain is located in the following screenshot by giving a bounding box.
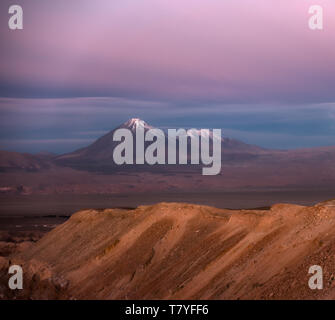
[123,118,153,131]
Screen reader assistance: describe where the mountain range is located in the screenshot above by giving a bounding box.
[1,118,335,195]
[55,118,265,172]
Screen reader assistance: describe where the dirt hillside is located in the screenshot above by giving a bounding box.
[2,201,335,300]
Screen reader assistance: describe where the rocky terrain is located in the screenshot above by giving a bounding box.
[1,200,335,300]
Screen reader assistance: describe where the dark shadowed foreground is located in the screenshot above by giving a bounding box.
[1,200,335,300]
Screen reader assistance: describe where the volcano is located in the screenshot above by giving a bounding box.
[56,119,152,163]
[55,118,167,172]
[1,118,335,195]
[55,118,264,172]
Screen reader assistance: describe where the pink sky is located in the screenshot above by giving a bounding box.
[0,0,335,152]
[0,0,334,102]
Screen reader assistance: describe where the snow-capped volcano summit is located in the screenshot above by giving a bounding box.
[122,118,153,131]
